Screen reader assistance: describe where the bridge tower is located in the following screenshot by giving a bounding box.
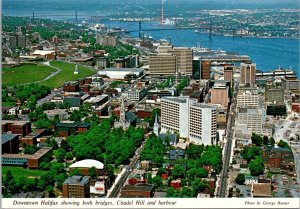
[32,11,35,19]
[161,0,164,26]
[139,21,142,39]
[75,11,78,22]
[209,20,212,38]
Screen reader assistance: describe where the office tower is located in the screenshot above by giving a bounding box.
[149,54,176,75]
[96,34,116,47]
[237,91,260,108]
[169,47,193,75]
[240,63,256,85]
[224,66,233,84]
[201,61,211,79]
[192,58,201,79]
[52,35,59,44]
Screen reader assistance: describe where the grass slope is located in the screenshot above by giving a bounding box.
[2,64,56,85]
[2,166,47,181]
[40,61,95,88]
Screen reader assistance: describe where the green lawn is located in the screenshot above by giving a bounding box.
[2,64,56,85]
[2,166,47,181]
[39,61,95,88]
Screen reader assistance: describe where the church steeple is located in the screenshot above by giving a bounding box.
[153,113,159,136]
[120,96,126,124]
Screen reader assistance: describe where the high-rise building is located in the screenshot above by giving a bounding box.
[168,47,193,75]
[240,63,256,85]
[96,34,116,47]
[18,35,26,48]
[9,36,17,48]
[210,84,229,107]
[149,54,176,75]
[62,175,90,198]
[201,61,211,79]
[192,58,201,79]
[52,35,59,44]
[161,97,217,145]
[224,66,233,84]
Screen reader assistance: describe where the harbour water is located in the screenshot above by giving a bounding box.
[3,0,299,76]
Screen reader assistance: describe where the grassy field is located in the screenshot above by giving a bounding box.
[39,61,95,88]
[2,64,56,85]
[2,166,47,181]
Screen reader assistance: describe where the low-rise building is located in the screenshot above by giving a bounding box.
[120,184,155,198]
[44,109,69,120]
[2,120,31,136]
[2,134,19,154]
[56,121,90,137]
[252,183,272,197]
[2,147,53,168]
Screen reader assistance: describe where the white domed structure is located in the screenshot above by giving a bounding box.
[70,159,104,170]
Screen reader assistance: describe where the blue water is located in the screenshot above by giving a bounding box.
[3,0,300,76]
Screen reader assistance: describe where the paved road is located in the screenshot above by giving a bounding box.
[108,137,148,198]
[218,82,238,197]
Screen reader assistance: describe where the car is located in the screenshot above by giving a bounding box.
[293,182,299,185]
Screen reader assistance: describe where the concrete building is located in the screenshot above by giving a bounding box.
[189,103,217,145]
[96,34,116,47]
[9,35,26,48]
[210,84,229,107]
[240,63,256,86]
[120,184,155,198]
[237,91,261,108]
[161,97,217,145]
[149,54,176,75]
[62,176,90,198]
[44,109,69,120]
[127,88,147,101]
[281,77,300,91]
[169,47,193,75]
[265,87,284,104]
[237,107,273,137]
[94,56,109,70]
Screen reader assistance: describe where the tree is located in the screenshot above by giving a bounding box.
[8,179,19,194]
[60,140,70,151]
[251,133,263,146]
[4,170,14,188]
[171,165,185,179]
[269,137,275,146]
[23,144,38,154]
[69,169,82,176]
[54,148,66,163]
[186,143,205,159]
[187,168,208,180]
[152,176,163,188]
[88,166,97,179]
[192,178,209,193]
[235,173,245,185]
[70,110,82,121]
[249,157,265,176]
[39,162,51,171]
[66,152,73,160]
[263,136,269,145]
[241,146,261,163]
[278,140,290,149]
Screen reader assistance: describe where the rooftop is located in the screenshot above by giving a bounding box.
[70,159,104,170]
[253,183,272,197]
[2,120,30,126]
[64,175,90,185]
[121,184,154,192]
[2,134,18,144]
